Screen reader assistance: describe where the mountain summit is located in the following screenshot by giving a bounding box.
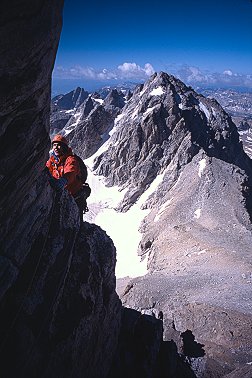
[86,72,252,374]
[93,72,252,211]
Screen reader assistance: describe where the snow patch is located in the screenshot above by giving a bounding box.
[198,249,206,255]
[140,87,147,96]
[198,158,206,177]
[65,109,75,114]
[211,107,216,117]
[194,208,201,219]
[86,171,126,209]
[131,106,139,119]
[143,106,156,117]
[93,98,104,104]
[154,198,173,222]
[137,170,166,207]
[64,110,83,134]
[85,116,123,167]
[115,113,124,124]
[150,86,165,96]
[96,204,149,278]
[186,249,207,258]
[199,102,210,120]
[85,137,111,168]
[84,168,166,278]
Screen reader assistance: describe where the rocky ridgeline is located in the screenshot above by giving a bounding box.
[52,86,89,111]
[199,88,252,119]
[52,85,252,160]
[50,87,89,133]
[51,88,127,158]
[84,72,252,375]
[93,72,252,210]
[199,88,252,159]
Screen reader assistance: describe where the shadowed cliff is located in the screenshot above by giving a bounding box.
[0,2,121,377]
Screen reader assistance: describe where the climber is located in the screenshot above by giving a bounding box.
[46,134,90,222]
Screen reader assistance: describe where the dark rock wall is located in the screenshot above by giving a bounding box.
[0,2,122,377]
[0,0,64,293]
[0,191,121,377]
[109,307,197,378]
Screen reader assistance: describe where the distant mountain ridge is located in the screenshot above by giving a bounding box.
[51,82,252,159]
[52,86,89,110]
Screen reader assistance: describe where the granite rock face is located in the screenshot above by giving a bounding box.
[109,307,199,378]
[0,2,122,377]
[3,2,252,375]
[1,192,121,378]
[0,0,65,305]
[50,88,128,159]
[51,87,89,110]
[66,102,116,159]
[50,87,89,134]
[89,72,252,376]
[223,365,252,378]
[103,89,126,109]
[93,72,252,211]
[62,90,126,159]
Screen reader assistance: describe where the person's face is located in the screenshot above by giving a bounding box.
[52,142,65,157]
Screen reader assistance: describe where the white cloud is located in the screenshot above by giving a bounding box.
[53,63,252,88]
[117,62,155,79]
[223,69,233,76]
[53,62,155,81]
[176,65,252,88]
[118,62,140,73]
[144,63,155,76]
[176,66,207,83]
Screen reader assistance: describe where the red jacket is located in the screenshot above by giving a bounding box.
[46,148,83,196]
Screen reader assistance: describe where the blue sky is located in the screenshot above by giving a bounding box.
[53,0,252,93]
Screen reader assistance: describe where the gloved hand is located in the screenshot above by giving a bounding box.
[48,177,68,192]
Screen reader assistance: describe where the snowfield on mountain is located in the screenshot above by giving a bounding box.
[50,72,252,376]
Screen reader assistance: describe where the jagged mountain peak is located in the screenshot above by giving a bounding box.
[92,72,252,211]
[54,89,129,160]
[79,95,97,116]
[103,88,126,109]
[52,86,89,110]
[84,73,252,372]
